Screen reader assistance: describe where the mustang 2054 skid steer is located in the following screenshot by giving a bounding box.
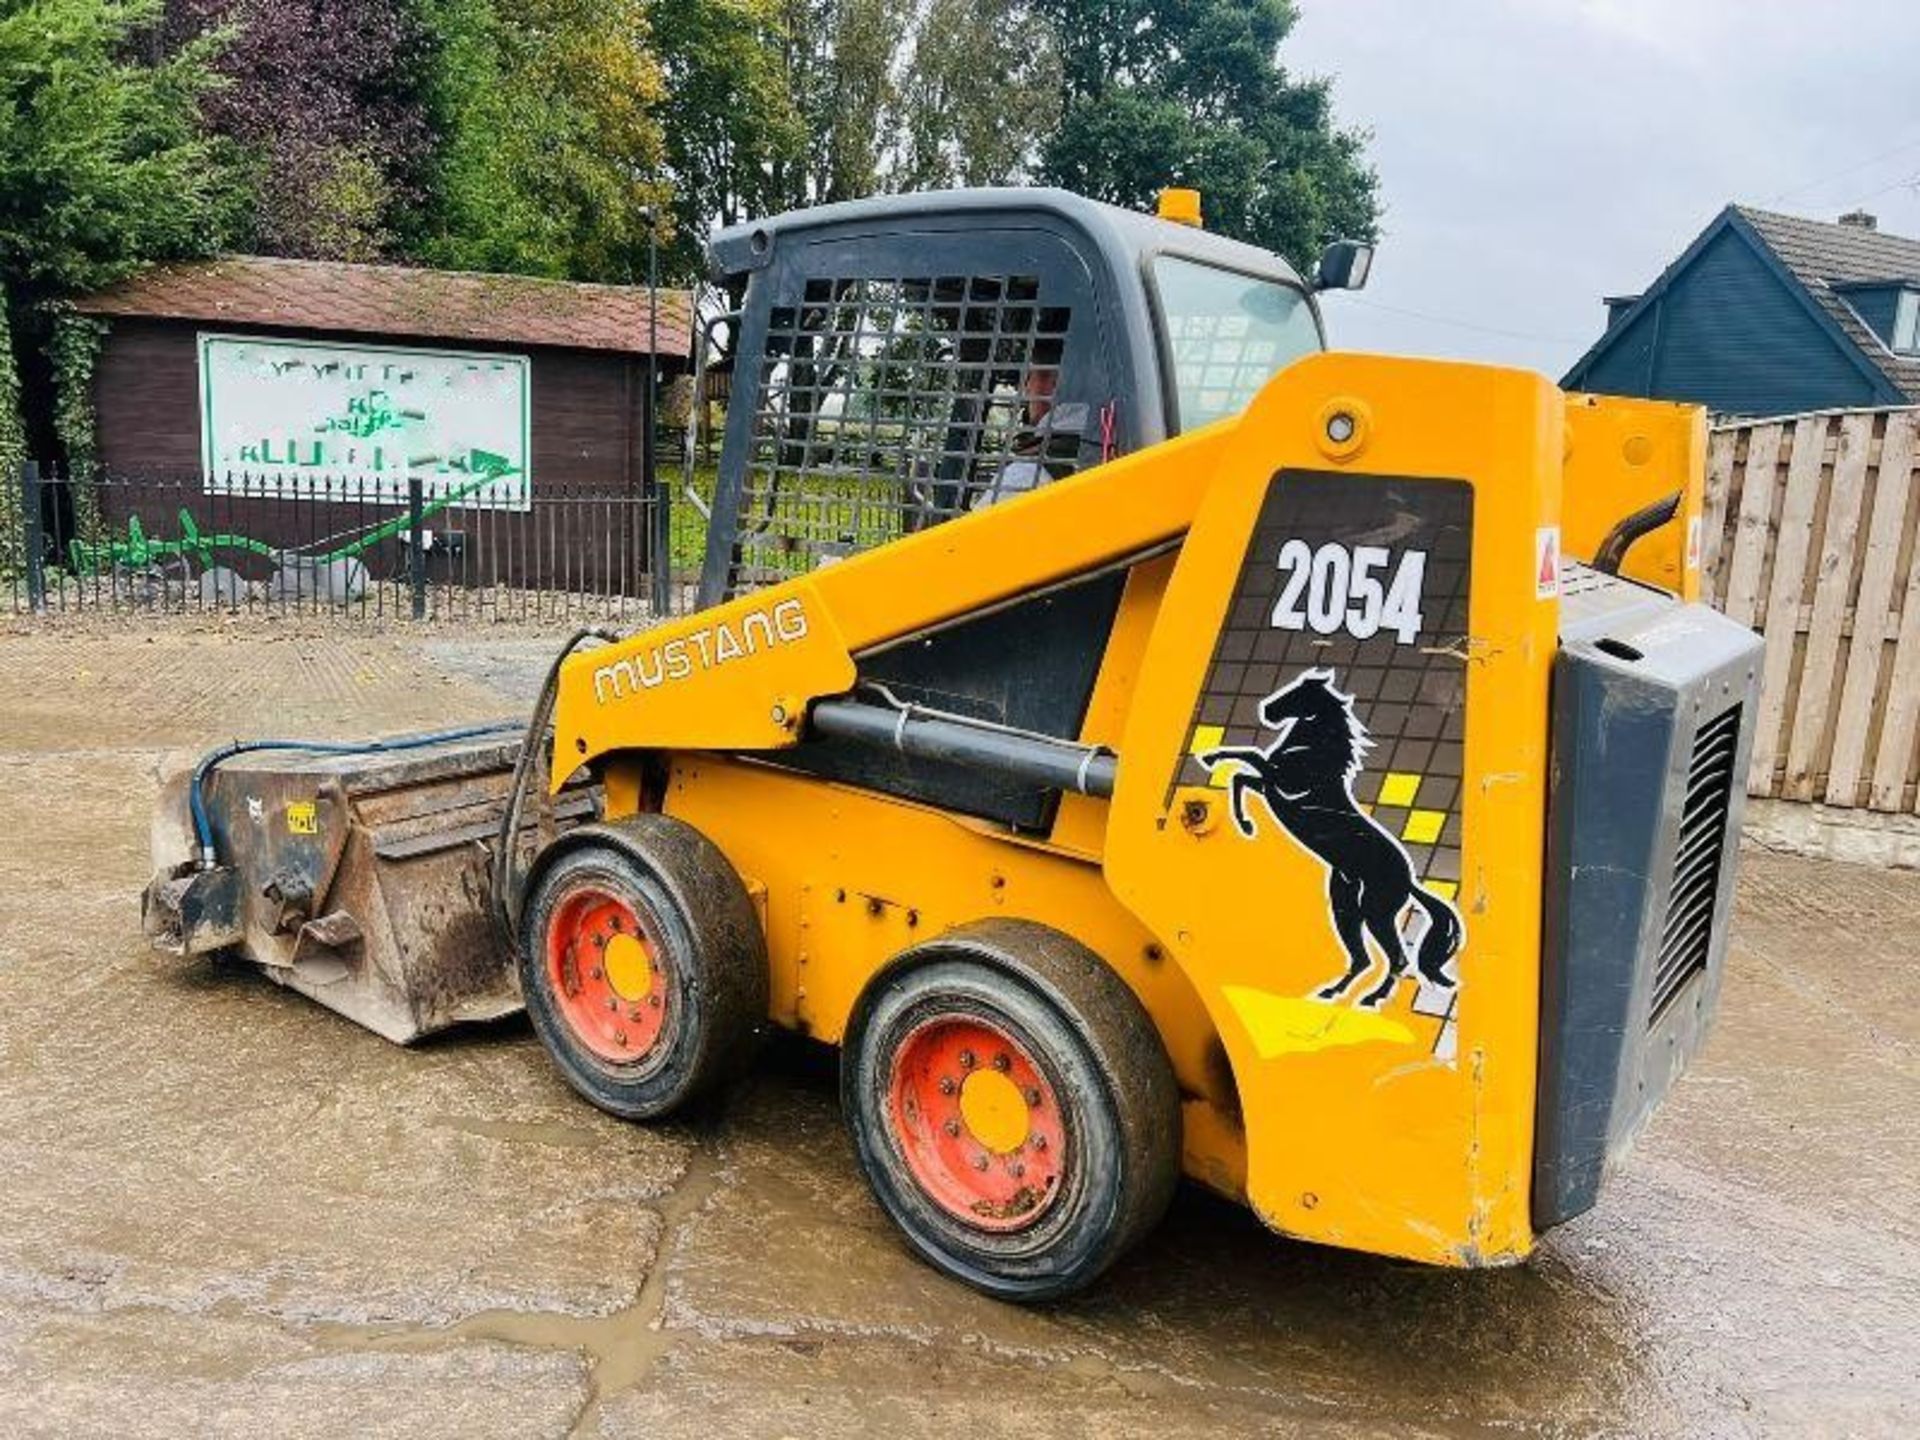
[145,188,1761,1300]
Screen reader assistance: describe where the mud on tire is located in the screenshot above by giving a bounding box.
[842,919,1181,1302]
[519,817,767,1120]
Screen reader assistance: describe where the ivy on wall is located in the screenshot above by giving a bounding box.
[0,295,24,578]
[48,307,109,539]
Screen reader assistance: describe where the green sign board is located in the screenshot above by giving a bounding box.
[198,333,533,510]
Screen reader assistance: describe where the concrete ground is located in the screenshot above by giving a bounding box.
[0,619,1915,1438]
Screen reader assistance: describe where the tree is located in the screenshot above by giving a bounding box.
[0,0,240,300]
[163,0,434,262]
[0,0,241,475]
[771,0,906,208]
[408,0,671,283]
[1035,0,1377,271]
[886,0,1060,192]
[764,0,1057,211]
[648,0,806,283]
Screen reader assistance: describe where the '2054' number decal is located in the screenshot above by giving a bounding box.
[1271,540,1428,645]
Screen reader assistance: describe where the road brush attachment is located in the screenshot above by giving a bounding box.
[143,634,612,1043]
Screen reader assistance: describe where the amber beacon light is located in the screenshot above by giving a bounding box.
[1156,187,1203,227]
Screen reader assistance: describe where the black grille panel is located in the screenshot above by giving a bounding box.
[1651,704,1741,1020]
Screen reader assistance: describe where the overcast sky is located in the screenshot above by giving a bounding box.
[1285,0,1920,378]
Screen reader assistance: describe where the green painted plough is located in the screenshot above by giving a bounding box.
[67,460,515,602]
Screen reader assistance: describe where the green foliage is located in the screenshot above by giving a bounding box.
[1035,0,1377,271]
[769,0,1058,210]
[0,0,243,301]
[650,0,805,282]
[0,0,241,501]
[163,0,434,263]
[0,293,20,576]
[295,146,395,263]
[0,294,19,474]
[47,306,106,532]
[409,0,672,282]
[887,0,1060,190]
[803,0,908,203]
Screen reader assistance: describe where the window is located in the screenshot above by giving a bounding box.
[1895,288,1920,354]
[1843,282,1920,355]
[1152,256,1321,431]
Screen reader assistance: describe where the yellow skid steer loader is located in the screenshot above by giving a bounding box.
[145,188,1760,1300]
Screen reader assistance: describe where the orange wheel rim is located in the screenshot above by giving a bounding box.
[545,886,670,1064]
[888,1016,1066,1232]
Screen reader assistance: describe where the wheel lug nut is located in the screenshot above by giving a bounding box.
[1032,1134,1047,1151]
[604,997,618,1011]
[1024,1087,1041,1106]
[992,1053,1010,1072]
[972,1154,989,1171]
[590,966,603,980]
[958,1049,975,1069]
[943,1119,960,1137]
[938,1076,956,1096]
[615,1030,628,1046]
[1009,1162,1025,1179]
[648,995,661,1009]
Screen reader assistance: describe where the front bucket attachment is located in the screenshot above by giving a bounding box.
[144,732,595,1043]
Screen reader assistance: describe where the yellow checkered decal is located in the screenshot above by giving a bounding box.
[1376,772,1420,808]
[1189,724,1229,786]
[1174,473,1471,915]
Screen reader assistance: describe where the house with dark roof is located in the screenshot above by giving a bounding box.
[1563,206,1920,418]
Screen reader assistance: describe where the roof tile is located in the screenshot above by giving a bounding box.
[73,255,694,359]
[1734,207,1920,402]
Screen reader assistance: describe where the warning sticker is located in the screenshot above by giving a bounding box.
[1536,526,1561,599]
[286,801,318,835]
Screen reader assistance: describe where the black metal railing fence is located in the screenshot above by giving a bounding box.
[4,462,690,625]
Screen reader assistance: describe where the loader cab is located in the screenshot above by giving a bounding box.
[696,189,1326,836]
[699,188,1326,605]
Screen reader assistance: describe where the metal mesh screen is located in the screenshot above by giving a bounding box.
[734,273,1093,585]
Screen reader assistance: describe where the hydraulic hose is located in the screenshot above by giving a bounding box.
[1593,490,1682,576]
[188,721,525,869]
[490,627,620,952]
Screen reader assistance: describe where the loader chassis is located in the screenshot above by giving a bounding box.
[147,189,1760,1291]
[556,348,1759,1267]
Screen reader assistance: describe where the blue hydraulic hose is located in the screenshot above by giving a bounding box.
[188,721,523,869]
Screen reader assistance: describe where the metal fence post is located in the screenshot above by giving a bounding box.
[21,459,45,612]
[407,476,426,620]
[652,471,673,618]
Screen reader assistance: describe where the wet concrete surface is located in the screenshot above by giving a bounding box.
[0,620,1915,1437]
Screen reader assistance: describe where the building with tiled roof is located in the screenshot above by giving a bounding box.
[70,255,694,498]
[1563,206,1920,418]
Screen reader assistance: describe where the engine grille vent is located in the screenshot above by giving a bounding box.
[1651,703,1741,1021]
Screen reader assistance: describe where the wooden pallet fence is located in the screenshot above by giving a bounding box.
[1699,407,1920,809]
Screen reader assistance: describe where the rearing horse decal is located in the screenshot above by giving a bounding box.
[1199,668,1463,1010]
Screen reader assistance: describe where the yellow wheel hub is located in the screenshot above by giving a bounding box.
[959,1068,1030,1154]
[603,931,653,1001]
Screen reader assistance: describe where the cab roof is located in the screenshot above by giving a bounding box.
[707,186,1310,292]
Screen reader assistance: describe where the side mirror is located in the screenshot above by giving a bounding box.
[1314,240,1375,292]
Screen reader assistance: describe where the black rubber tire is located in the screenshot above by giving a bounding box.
[842,919,1181,1302]
[518,816,767,1121]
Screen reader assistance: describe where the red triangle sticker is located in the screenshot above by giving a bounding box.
[1536,527,1561,598]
